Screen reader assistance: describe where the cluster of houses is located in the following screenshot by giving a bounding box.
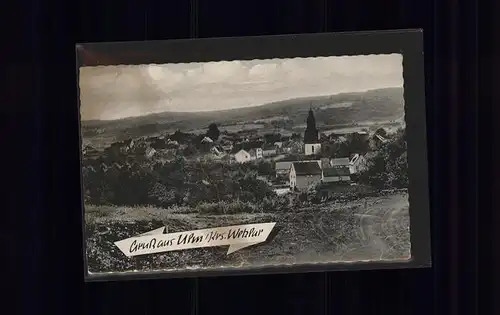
[82,108,391,196]
[230,108,388,165]
[82,135,181,161]
[227,108,389,194]
[280,154,368,192]
[104,138,161,159]
[229,132,385,164]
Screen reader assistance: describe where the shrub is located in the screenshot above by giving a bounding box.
[255,160,275,176]
[148,182,178,207]
[195,200,261,215]
[385,151,409,188]
[261,195,292,212]
[358,128,408,189]
[83,157,278,209]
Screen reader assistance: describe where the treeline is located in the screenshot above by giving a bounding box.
[82,158,276,209]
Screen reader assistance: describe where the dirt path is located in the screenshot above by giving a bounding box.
[339,193,410,261]
[294,193,410,262]
[347,208,390,260]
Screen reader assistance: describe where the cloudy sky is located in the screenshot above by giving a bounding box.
[79,54,403,121]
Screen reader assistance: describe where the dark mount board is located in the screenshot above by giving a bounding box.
[76,30,431,282]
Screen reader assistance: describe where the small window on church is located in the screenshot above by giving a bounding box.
[312,146,315,153]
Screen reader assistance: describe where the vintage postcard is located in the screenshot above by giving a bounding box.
[77,32,430,280]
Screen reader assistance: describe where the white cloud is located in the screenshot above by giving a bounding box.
[79,54,403,120]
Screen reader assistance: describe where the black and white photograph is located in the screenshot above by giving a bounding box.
[78,35,430,279]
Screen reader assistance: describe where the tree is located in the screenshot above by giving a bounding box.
[170,130,191,144]
[358,128,408,189]
[334,142,350,158]
[358,152,388,188]
[385,128,407,160]
[150,138,168,150]
[255,160,274,176]
[386,151,408,188]
[182,144,198,157]
[206,123,220,141]
[264,133,281,143]
[320,143,336,158]
[291,133,301,141]
[346,133,370,155]
[319,133,329,142]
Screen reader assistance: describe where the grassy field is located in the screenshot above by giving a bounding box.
[84,192,410,274]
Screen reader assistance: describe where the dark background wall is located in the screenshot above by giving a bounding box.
[5,0,492,314]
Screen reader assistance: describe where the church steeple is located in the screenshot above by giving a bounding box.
[306,107,315,129]
[304,106,319,144]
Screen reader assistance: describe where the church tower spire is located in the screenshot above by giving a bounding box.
[304,106,319,144]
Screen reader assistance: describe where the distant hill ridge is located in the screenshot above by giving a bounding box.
[81,87,404,136]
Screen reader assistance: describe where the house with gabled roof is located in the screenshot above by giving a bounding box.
[289,161,323,191]
[234,149,252,163]
[221,143,233,152]
[82,145,98,156]
[262,144,277,157]
[201,136,214,144]
[331,157,350,168]
[356,131,370,142]
[275,161,294,177]
[322,167,351,183]
[369,133,388,149]
[329,157,351,180]
[248,148,263,159]
[349,153,368,174]
[123,139,135,151]
[210,146,224,156]
[145,147,156,159]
